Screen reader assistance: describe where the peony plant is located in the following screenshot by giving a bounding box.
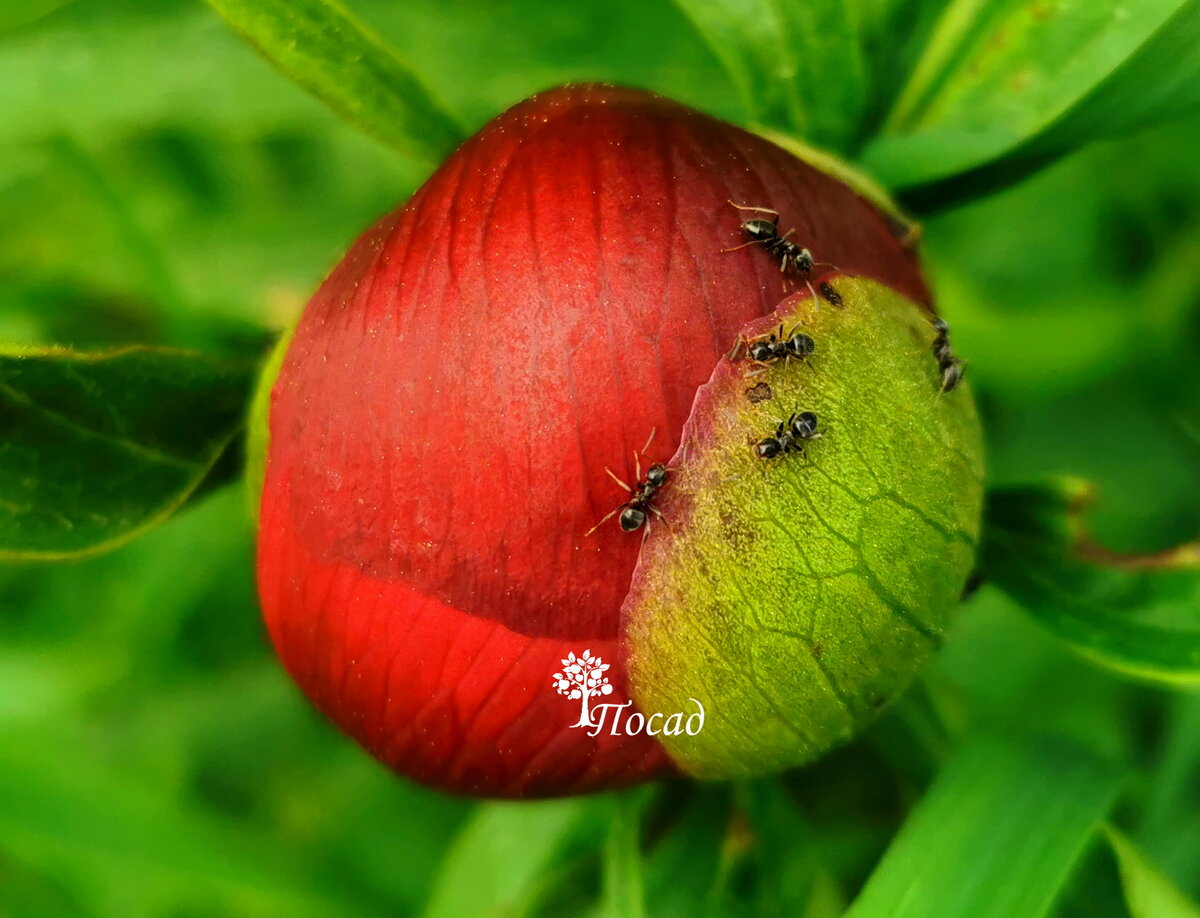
[255,85,983,796]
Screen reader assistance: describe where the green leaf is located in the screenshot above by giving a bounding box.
[0,728,357,917]
[203,0,463,164]
[983,480,1200,685]
[0,345,253,560]
[603,792,647,918]
[736,779,845,917]
[670,0,868,149]
[1139,694,1200,877]
[420,798,601,918]
[640,786,732,918]
[846,732,1124,918]
[0,0,79,36]
[1106,826,1200,918]
[755,127,919,241]
[862,0,1200,207]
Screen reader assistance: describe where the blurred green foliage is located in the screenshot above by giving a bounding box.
[2,0,1200,915]
[0,346,254,559]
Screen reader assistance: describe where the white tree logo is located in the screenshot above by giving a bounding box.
[553,649,614,728]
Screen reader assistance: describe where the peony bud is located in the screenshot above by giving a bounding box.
[256,84,983,797]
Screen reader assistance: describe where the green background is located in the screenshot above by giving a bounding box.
[1,0,1199,915]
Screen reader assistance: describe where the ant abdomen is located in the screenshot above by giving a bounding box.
[742,218,779,241]
[754,438,785,459]
[786,332,815,359]
[619,506,648,532]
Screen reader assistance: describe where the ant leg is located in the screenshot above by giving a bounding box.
[727,201,780,219]
[640,514,668,543]
[584,505,621,538]
[605,467,634,493]
[644,505,672,539]
[728,337,747,361]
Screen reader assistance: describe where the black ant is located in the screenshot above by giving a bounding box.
[586,430,669,535]
[731,323,816,372]
[930,317,965,393]
[749,324,815,364]
[754,411,821,459]
[723,202,840,302]
[931,318,951,361]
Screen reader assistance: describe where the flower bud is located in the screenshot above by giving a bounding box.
[256,84,983,797]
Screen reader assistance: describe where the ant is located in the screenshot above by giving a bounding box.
[748,324,815,364]
[731,322,816,372]
[585,430,669,536]
[723,202,840,302]
[930,317,965,393]
[930,318,951,361]
[754,411,821,459]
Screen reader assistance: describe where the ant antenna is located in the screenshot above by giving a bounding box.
[632,427,657,482]
[722,239,765,254]
[640,427,657,455]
